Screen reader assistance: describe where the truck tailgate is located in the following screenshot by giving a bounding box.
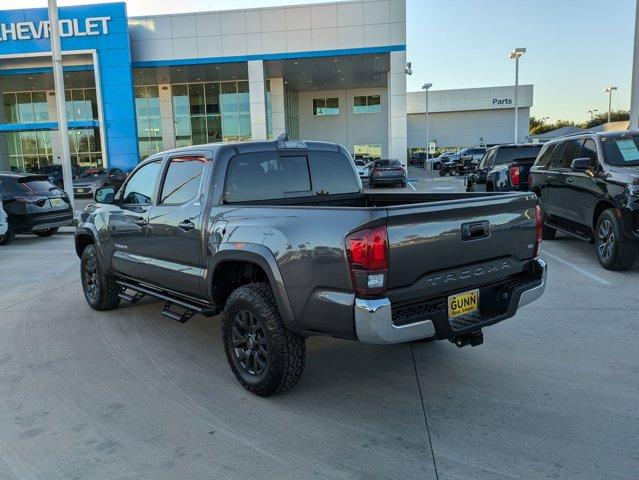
[385,193,538,302]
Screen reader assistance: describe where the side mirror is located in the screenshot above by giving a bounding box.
[94,186,116,204]
[571,157,592,172]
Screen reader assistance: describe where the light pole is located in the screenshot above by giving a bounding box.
[422,83,432,165]
[48,0,74,210]
[509,48,526,144]
[588,109,598,121]
[604,86,617,123]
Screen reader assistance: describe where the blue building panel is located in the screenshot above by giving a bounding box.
[0,2,140,170]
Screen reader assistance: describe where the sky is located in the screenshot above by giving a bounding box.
[5,0,637,124]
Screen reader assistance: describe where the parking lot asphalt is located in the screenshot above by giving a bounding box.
[1,171,638,479]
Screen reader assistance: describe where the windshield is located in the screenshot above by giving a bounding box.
[79,169,106,179]
[601,136,639,166]
[494,146,542,165]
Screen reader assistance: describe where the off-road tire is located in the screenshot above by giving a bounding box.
[223,283,305,396]
[542,223,557,240]
[595,209,637,271]
[35,227,59,237]
[0,225,14,246]
[81,244,121,311]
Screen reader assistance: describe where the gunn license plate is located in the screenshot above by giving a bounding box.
[448,289,479,319]
[50,198,64,207]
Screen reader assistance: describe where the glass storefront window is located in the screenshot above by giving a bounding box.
[171,80,251,147]
[136,85,163,159]
[17,93,35,123]
[6,130,55,172]
[32,92,48,122]
[220,82,238,115]
[205,83,220,114]
[189,83,205,116]
[3,93,18,123]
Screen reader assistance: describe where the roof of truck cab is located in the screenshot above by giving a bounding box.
[149,139,342,160]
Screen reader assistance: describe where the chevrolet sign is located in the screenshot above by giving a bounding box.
[0,17,111,42]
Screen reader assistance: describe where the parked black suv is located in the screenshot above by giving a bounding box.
[0,173,73,244]
[529,131,639,270]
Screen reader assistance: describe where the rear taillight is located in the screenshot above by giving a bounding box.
[14,196,46,206]
[533,204,543,258]
[345,225,389,298]
[509,165,521,186]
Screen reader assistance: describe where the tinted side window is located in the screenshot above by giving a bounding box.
[534,144,556,169]
[579,139,599,167]
[160,157,207,204]
[225,154,311,202]
[308,151,361,195]
[556,139,583,169]
[121,160,162,205]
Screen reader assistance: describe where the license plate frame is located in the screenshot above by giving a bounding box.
[50,198,64,207]
[447,289,479,319]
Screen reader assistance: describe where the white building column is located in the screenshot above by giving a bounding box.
[47,90,63,165]
[158,84,175,150]
[248,60,267,140]
[388,51,408,166]
[269,77,286,138]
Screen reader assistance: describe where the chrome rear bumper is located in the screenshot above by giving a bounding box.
[354,259,547,345]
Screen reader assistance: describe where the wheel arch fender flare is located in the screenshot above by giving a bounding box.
[209,243,300,335]
[75,225,101,259]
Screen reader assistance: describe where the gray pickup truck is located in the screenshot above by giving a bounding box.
[75,137,547,396]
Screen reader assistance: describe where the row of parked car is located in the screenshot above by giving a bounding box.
[444,132,639,271]
[0,165,129,246]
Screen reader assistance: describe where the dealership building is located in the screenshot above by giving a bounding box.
[0,1,531,173]
[407,85,533,151]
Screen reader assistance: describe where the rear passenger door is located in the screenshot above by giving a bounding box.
[562,138,603,229]
[145,154,210,297]
[545,139,582,221]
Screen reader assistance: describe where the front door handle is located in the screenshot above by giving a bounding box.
[134,218,148,227]
[178,220,195,232]
[566,177,574,183]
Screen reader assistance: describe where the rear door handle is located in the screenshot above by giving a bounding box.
[566,177,573,183]
[134,218,148,227]
[178,220,195,232]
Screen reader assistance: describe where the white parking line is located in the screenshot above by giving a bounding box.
[542,250,611,286]
[407,181,417,191]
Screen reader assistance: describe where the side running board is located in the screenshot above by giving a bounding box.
[117,280,220,323]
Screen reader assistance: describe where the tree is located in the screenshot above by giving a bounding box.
[529,116,575,135]
[582,110,629,129]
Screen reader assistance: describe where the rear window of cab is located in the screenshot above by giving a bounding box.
[224,150,360,203]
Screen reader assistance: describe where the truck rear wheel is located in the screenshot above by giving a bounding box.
[223,283,305,396]
[81,244,121,311]
[595,209,637,270]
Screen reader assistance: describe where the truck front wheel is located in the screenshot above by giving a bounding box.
[223,283,306,396]
[81,244,121,311]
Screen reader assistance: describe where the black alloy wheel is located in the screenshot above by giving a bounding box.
[231,310,268,376]
[595,209,637,270]
[83,253,101,303]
